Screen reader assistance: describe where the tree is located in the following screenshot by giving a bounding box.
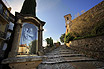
[57,41,61,45]
[60,33,65,43]
[20,0,36,16]
[64,33,74,43]
[29,40,38,54]
[45,37,53,47]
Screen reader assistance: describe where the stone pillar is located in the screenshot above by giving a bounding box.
[38,25,44,55]
[40,25,43,49]
[8,19,22,57]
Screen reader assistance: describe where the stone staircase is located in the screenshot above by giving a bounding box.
[37,45,104,69]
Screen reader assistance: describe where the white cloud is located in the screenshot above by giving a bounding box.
[43,40,47,47]
[44,28,47,32]
[53,39,60,43]
[5,0,24,15]
[37,0,61,12]
[4,0,61,14]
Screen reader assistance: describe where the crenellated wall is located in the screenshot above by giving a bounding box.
[70,1,104,36]
[65,1,104,60]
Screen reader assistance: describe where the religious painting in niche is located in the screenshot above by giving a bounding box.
[18,23,38,55]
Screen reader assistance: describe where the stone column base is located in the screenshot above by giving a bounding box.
[9,60,42,69]
[2,56,42,69]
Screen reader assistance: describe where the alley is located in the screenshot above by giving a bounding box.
[38,45,104,69]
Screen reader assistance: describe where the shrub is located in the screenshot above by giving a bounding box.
[60,33,65,43]
[64,33,74,43]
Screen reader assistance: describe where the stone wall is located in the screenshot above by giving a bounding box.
[70,1,104,36]
[70,35,104,60]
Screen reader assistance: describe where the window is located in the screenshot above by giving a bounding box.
[0,3,2,10]
[0,3,3,14]
[67,17,69,20]
[2,43,7,51]
[6,32,11,39]
[67,29,68,33]
[4,10,9,19]
[8,22,14,30]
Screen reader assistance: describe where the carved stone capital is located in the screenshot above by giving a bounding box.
[16,19,23,28]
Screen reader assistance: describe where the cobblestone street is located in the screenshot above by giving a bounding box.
[38,45,104,69]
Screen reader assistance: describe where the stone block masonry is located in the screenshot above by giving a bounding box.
[70,35,104,61]
[70,1,104,36]
[65,1,104,61]
[38,45,104,69]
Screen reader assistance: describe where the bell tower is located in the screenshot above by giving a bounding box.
[20,0,36,16]
[64,14,72,35]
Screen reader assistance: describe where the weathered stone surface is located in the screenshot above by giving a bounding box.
[2,56,42,64]
[70,35,104,60]
[70,1,104,36]
[2,56,43,69]
[9,61,41,69]
[38,45,104,69]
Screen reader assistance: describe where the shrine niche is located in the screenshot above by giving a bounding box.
[18,22,38,55]
[7,12,45,57]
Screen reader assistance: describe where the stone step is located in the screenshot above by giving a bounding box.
[46,52,75,55]
[43,54,85,59]
[38,46,104,69]
[42,57,97,64]
[38,61,104,69]
[38,63,75,69]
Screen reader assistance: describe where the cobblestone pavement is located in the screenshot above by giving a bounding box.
[37,46,104,69]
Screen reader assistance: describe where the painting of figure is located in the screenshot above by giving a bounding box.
[19,23,38,54]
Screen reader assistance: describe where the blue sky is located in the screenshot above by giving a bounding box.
[36,0,103,44]
[4,0,103,46]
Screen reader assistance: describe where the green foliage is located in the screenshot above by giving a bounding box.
[29,40,37,54]
[64,33,74,43]
[57,41,61,45]
[60,33,65,43]
[70,11,104,41]
[20,0,36,16]
[73,34,96,40]
[45,37,53,47]
[64,19,104,41]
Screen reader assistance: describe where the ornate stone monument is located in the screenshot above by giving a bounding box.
[2,0,45,69]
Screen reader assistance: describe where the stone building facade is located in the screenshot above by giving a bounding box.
[64,1,104,36]
[0,0,15,67]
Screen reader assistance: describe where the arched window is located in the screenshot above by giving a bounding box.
[67,17,69,20]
